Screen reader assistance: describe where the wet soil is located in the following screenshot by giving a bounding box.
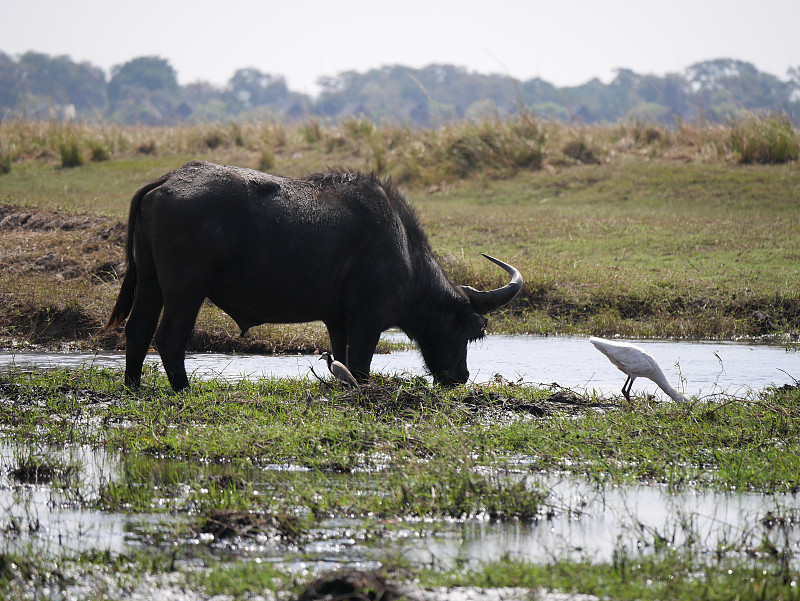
[337,378,614,420]
[197,508,306,541]
[300,568,405,601]
[299,569,548,601]
[0,204,127,281]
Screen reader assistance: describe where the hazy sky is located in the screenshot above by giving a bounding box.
[2,0,797,95]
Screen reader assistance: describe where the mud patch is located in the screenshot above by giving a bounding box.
[0,295,127,350]
[0,205,126,283]
[325,377,614,418]
[0,295,323,354]
[299,568,404,601]
[185,330,321,355]
[197,508,306,541]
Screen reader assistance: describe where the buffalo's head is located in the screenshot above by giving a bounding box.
[410,254,523,386]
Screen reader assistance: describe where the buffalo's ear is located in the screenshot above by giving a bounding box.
[463,311,488,342]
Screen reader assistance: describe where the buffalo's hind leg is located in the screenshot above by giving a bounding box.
[154,293,205,392]
[124,272,163,390]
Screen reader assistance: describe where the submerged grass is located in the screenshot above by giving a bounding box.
[2,368,799,497]
[2,529,799,601]
[420,554,800,601]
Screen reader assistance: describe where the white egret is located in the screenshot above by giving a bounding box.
[589,337,688,402]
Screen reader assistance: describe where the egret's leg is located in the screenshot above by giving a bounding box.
[621,376,634,402]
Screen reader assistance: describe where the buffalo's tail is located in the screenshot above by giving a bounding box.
[104,173,170,329]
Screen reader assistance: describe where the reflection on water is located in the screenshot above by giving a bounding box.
[0,443,168,556]
[1,334,797,400]
[1,441,798,566]
[401,474,800,567]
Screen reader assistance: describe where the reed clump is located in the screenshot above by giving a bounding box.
[728,113,800,164]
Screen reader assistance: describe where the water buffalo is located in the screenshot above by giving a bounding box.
[105,161,522,391]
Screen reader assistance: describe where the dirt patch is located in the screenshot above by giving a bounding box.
[0,296,111,347]
[0,294,324,354]
[0,205,121,234]
[299,569,404,601]
[0,205,126,283]
[185,330,321,355]
[197,508,305,541]
[321,377,615,418]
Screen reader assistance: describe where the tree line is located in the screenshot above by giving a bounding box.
[1,51,799,126]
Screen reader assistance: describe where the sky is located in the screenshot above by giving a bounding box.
[1,0,798,95]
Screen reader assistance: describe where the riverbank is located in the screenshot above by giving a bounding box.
[1,157,799,349]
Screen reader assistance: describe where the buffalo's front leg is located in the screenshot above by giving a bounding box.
[345,320,382,382]
[324,320,349,366]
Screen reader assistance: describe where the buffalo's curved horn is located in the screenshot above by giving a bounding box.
[460,254,523,315]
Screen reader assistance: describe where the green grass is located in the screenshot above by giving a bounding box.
[2,368,799,495]
[419,553,800,601]
[1,154,799,343]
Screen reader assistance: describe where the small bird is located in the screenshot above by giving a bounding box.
[319,352,359,389]
[589,337,688,403]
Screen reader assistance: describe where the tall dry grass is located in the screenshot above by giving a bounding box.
[0,112,797,184]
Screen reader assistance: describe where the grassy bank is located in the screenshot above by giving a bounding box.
[1,116,799,347]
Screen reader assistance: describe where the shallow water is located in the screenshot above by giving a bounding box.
[1,335,798,567]
[1,334,797,400]
[1,441,798,567]
[0,443,167,556]
[404,474,800,566]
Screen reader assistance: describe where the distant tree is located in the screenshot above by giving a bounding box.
[788,66,800,114]
[316,70,359,117]
[610,68,641,93]
[686,58,749,91]
[106,56,180,124]
[315,63,526,124]
[0,51,19,110]
[316,66,430,122]
[2,50,798,126]
[562,78,626,122]
[228,68,290,107]
[108,56,177,108]
[686,59,790,120]
[0,52,106,116]
[788,66,800,91]
[519,78,565,117]
[634,74,693,121]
